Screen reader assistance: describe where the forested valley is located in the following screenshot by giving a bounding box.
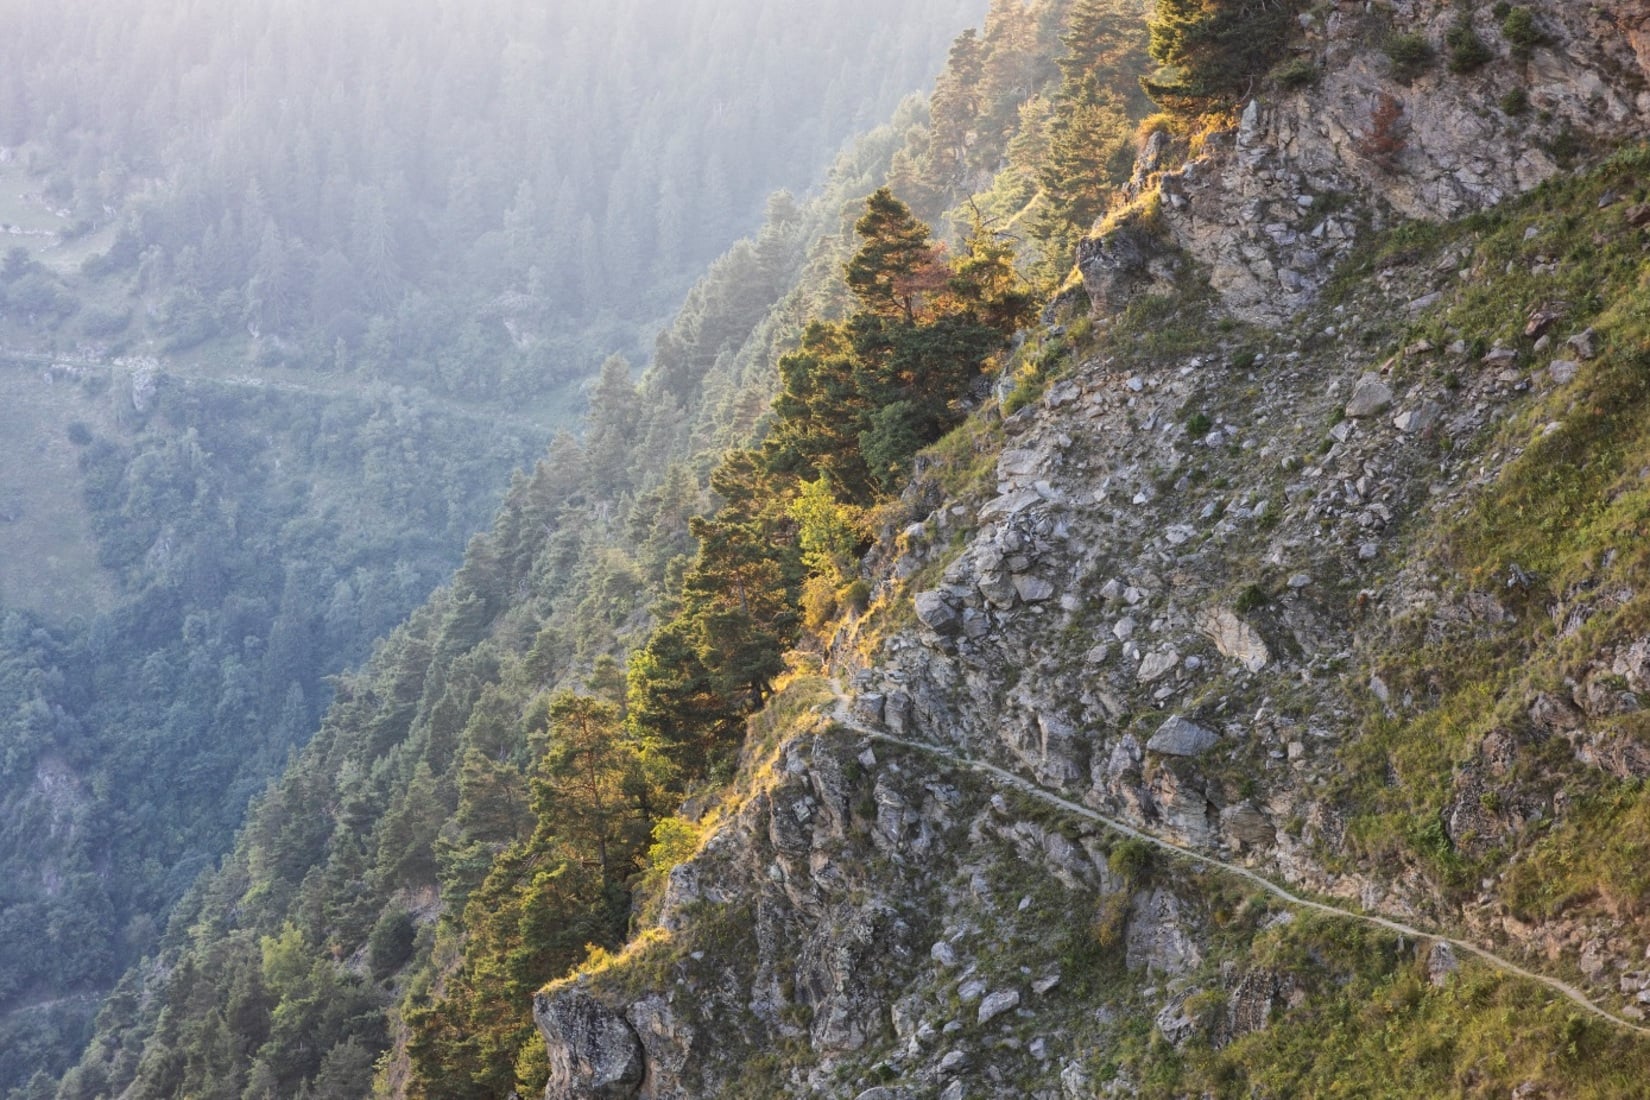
[0,0,1006,1089]
[1,0,1166,1095]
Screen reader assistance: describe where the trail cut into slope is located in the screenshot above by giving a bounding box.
[826,680,1650,1040]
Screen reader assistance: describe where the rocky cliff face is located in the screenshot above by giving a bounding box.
[1094,0,1650,324]
[535,7,1650,1096]
[533,715,1278,1099]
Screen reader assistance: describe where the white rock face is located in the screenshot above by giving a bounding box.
[1199,609,1270,672]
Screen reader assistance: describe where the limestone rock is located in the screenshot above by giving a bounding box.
[977,571,1019,609]
[533,986,645,1100]
[915,591,960,635]
[1013,574,1056,603]
[1127,889,1202,976]
[1344,374,1393,418]
[1136,648,1180,683]
[1393,402,1442,434]
[1077,222,1155,315]
[1146,716,1219,758]
[1529,691,1585,734]
[977,988,1021,1025]
[1199,609,1269,672]
[1220,802,1276,849]
[851,693,886,727]
[1153,996,1199,1047]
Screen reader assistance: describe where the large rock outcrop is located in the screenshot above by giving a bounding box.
[533,5,1650,1093]
[1086,0,1650,324]
[534,987,647,1100]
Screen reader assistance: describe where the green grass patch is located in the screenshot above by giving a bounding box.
[1135,910,1650,1098]
[1327,144,1650,911]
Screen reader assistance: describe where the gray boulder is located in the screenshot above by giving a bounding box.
[915,591,960,635]
[1344,373,1393,418]
[977,988,1021,1025]
[534,987,646,1099]
[1146,716,1219,757]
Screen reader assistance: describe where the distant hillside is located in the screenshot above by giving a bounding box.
[0,0,992,1092]
[36,0,1174,1096]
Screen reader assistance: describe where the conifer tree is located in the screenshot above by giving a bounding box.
[947,218,1039,336]
[678,451,801,709]
[926,28,987,190]
[766,320,877,502]
[1042,73,1132,232]
[584,355,639,496]
[625,619,735,770]
[1142,0,1294,109]
[844,188,946,323]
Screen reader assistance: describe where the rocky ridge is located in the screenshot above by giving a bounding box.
[532,6,1650,1096]
[533,705,1285,1098]
[1087,0,1650,325]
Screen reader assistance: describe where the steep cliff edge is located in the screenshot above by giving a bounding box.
[535,8,1650,1096]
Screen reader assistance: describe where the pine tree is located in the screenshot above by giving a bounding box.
[766,320,877,502]
[583,354,639,497]
[844,188,946,323]
[625,619,735,771]
[1042,73,1132,233]
[678,451,801,710]
[533,692,654,897]
[925,28,987,190]
[947,218,1039,336]
[1142,0,1294,110]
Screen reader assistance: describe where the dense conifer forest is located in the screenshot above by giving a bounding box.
[0,0,1012,1089]
[3,0,1165,1095]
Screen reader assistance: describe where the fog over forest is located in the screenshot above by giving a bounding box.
[0,0,993,1090]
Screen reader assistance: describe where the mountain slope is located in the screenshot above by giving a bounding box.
[525,3,1650,1096]
[536,145,1650,1095]
[45,1,1650,1098]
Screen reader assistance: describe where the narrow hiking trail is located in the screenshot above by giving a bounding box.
[824,680,1650,1040]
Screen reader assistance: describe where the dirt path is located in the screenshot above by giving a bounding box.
[826,680,1650,1039]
